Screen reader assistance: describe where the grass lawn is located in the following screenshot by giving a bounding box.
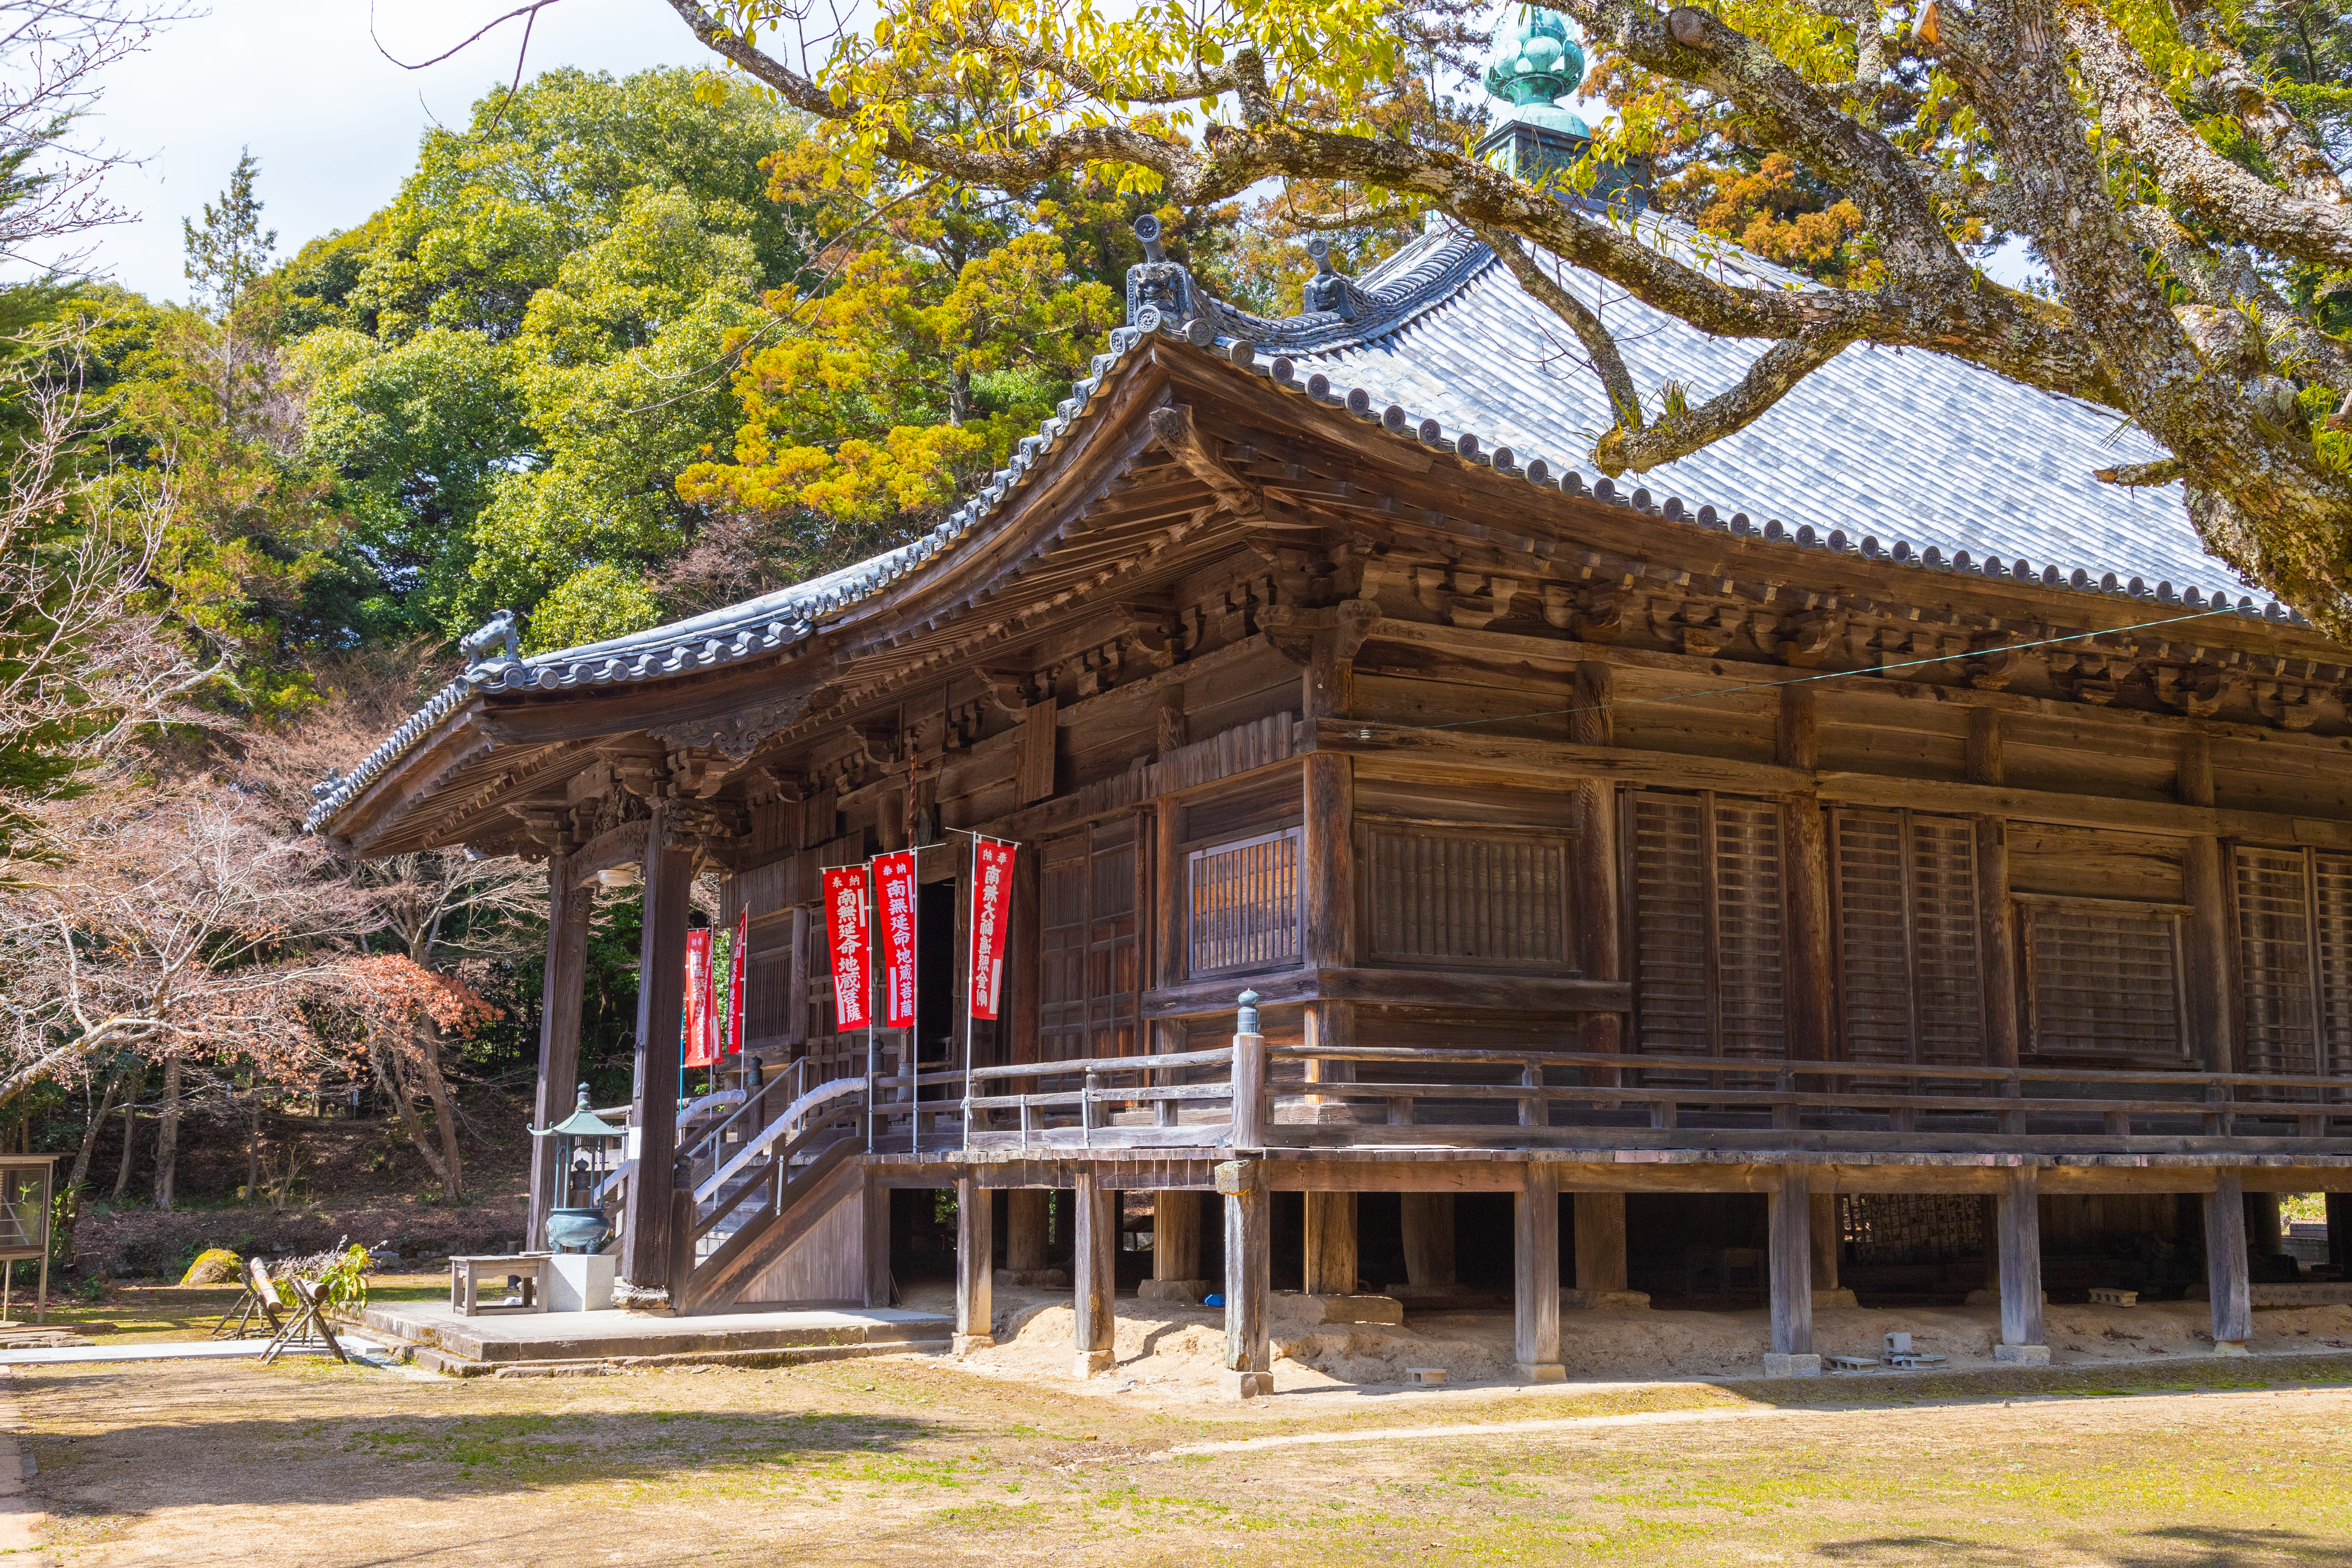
[13,1343,2352,1567]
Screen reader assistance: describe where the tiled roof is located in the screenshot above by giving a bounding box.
[308,217,2303,835]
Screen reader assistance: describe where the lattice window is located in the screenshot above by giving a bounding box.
[2019,894,2188,1063]
[1187,827,1299,977]
[1362,823,1572,971]
[2231,844,2352,1080]
[1041,820,1138,1060]
[1833,808,1984,1069]
[1628,790,1785,1065]
[741,909,798,1052]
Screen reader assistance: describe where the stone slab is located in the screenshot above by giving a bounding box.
[1138,1278,1212,1305]
[1560,1289,1652,1312]
[1993,1343,2051,1366]
[361,1301,952,1366]
[1762,1353,1822,1378]
[1516,1361,1567,1383]
[1269,1291,1404,1327]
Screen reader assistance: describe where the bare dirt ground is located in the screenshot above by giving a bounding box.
[16,1324,2352,1567]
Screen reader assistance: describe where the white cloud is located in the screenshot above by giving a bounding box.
[81,0,705,300]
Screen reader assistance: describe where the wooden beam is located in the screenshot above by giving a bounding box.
[1767,1167,1814,1363]
[955,1175,994,1354]
[864,1171,891,1308]
[1219,1157,1273,1398]
[2203,1172,2253,1351]
[1515,1164,1563,1380]
[2330,1191,2351,1277]
[527,855,592,1252]
[1571,664,1623,1066]
[1996,1166,2046,1354]
[619,809,693,1303]
[1143,966,1632,1019]
[1303,1191,1357,1296]
[1072,1168,1116,1377]
[1977,818,2022,1074]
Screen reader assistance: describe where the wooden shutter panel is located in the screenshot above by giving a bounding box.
[1630,793,1709,1058]
[1188,828,1300,977]
[1630,791,1784,1070]
[2234,845,2318,1079]
[1040,821,1138,1061]
[2316,852,2352,1079]
[1712,797,1786,1063]
[2021,897,2186,1062]
[1834,808,1983,1071]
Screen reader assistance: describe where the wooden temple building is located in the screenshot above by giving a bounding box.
[310,21,2352,1391]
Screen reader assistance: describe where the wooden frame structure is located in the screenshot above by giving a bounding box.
[311,213,2352,1384]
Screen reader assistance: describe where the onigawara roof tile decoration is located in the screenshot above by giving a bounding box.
[305,83,2300,835]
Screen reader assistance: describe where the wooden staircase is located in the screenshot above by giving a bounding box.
[675,1081,869,1315]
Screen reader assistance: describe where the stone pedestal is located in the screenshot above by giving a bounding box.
[1762,1352,1822,1378]
[994,1267,1069,1289]
[1812,1287,1859,1309]
[1223,1369,1274,1399]
[952,1334,995,1357]
[1269,1291,1403,1327]
[1516,1361,1568,1383]
[1072,1349,1115,1378]
[1138,1278,1212,1305]
[1993,1343,2050,1366]
[546,1253,616,1313]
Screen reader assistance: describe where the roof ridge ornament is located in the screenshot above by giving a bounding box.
[459,608,522,673]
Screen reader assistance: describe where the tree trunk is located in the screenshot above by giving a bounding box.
[110,1096,139,1202]
[68,1063,128,1193]
[244,1087,261,1204]
[152,1056,180,1212]
[412,1017,464,1201]
[369,1034,454,1196]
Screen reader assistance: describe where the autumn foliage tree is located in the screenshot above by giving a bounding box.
[646,0,2352,631]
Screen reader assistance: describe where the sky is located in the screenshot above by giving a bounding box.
[77,1,2046,301]
[85,0,709,301]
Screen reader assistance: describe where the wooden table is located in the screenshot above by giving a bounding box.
[450,1253,553,1317]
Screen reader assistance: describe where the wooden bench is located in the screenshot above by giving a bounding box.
[450,1253,553,1317]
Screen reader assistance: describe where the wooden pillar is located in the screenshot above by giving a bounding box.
[1007,830,1041,1065]
[1219,1158,1272,1398]
[2246,1189,2284,1262]
[1400,1193,1457,1288]
[1005,1190,1050,1274]
[1809,1193,1841,1294]
[527,854,592,1251]
[619,806,693,1302]
[1780,690,1833,1096]
[1995,1166,2047,1358]
[1572,1192,1627,1292]
[1072,1169,1115,1377]
[1765,1168,1816,1370]
[1302,751,1355,1094]
[1975,817,2021,1074]
[2328,1191,2352,1276]
[955,1175,993,1355]
[1571,664,1623,1062]
[1514,1166,1564,1380]
[1151,794,1187,1058]
[2179,735,2237,1074]
[2203,1171,2253,1351]
[863,1172,891,1308]
[1153,1190,1201,1282]
[1302,1191,1357,1296]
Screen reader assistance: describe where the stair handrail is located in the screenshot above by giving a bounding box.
[692,1075,866,1204]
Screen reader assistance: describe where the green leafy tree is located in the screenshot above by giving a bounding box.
[291,66,815,646]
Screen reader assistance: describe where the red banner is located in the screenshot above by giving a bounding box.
[874,851,920,1030]
[823,866,871,1031]
[968,839,1016,1020]
[682,927,716,1068]
[725,908,748,1056]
